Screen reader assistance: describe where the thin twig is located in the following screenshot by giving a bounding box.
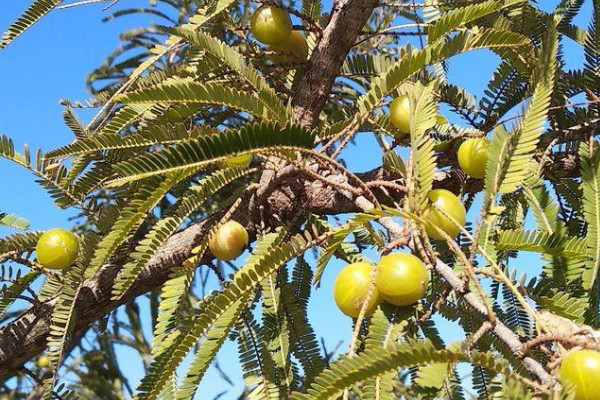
[55,0,116,10]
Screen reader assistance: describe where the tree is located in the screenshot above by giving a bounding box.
[0,0,598,398]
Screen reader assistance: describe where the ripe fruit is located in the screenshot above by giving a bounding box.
[268,30,309,65]
[333,262,381,318]
[222,154,253,168]
[457,138,489,179]
[209,221,249,261]
[559,349,600,400]
[424,189,466,240]
[250,5,292,46]
[35,228,80,270]
[389,95,411,134]
[37,356,50,368]
[375,253,429,306]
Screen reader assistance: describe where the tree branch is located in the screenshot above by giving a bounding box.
[291,0,379,126]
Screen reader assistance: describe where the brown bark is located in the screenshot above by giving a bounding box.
[291,0,379,126]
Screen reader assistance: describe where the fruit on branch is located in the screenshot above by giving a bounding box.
[268,30,309,65]
[222,154,253,168]
[559,349,600,400]
[389,95,411,134]
[208,221,249,261]
[35,228,80,270]
[457,138,489,179]
[36,356,50,368]
[333,262,381,318]
[250,5,292,46]
[375,253,429,306]
[424,189,466,240]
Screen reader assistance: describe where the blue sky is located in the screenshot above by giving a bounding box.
[0,0,592,398]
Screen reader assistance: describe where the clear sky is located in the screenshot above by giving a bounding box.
[0,0,591,399]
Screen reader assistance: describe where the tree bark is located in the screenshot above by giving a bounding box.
[291,0,379,126]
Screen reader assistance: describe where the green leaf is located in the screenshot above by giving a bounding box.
[427,0,527,42]
[406,83,438,214]
[0,0,62,49]
[135,228,301,400]
[167,27,288,124]
[109,123,315,185]
[499,31,557,194]
[42,261,86,399]
[357,28,533,119]
[283,258,326,382]
[497,229,587,258]
[292,340,511,400]
[0,270,39,319]
[579,140,600,289]
[175,298,246,400]
[115,81,279,122]
[47,122,218,158]
[0,212,29,229]
[112,167,251,299]
[302,0,322,19]
[88,171,188,275]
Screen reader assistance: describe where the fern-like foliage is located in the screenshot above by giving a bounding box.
[406,83,438,214]
[499,28,558,194]
[0,0,62,49]
[427,0,527,43]
[0,212,29,229]
[109,123,314,185]
[579,139,600,289]
[3,1,600,398]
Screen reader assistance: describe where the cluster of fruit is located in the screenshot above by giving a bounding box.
[327,95,488,316]
[250,5,309,65]
[333,253,428,318]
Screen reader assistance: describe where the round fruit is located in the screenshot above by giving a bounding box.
[35,228,80,270]
[222,154,253,168]
[209,221,249,261]
[268,30,309,65]
[333,262,381,318]
[457,138,489,179]
[424,189,466,240]
[559,349,600,400]
[389,95,411,134]
[37,356,50,368]
[250,5,292,46]
[375,253,429,306]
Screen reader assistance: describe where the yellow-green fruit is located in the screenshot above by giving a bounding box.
[209,221,249,261]
[457,138,489,179]
[375,253,429,306]
[333,262,381,318]
[424,189,466,240]
[389,95,411,134]
[268,30,309,65]
[223,154,253,168]
[37,356,50,368]
[35,228,80,270]
[250,5,292,46]
[559,349,600,400]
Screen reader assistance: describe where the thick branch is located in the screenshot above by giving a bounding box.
[291,0,379,126]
